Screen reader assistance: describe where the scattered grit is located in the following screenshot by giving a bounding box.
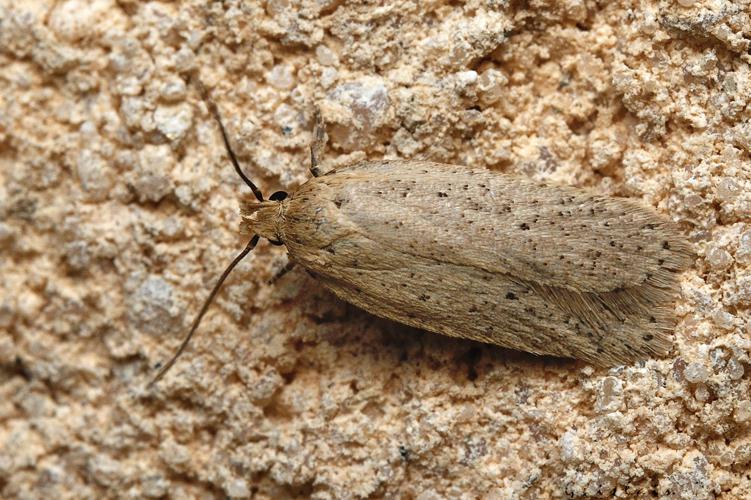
[1,0,750,498]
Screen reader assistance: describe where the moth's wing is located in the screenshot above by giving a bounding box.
[300,231,673,365]
[319,160,693,294]
[282,161,693,365]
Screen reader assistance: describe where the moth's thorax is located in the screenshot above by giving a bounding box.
[239,198,286,241]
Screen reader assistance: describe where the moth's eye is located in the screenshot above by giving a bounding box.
[270,191,288,201]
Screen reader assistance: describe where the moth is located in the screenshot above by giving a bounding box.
[150,87,693,384]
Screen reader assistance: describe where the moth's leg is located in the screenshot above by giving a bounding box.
[268,260,296,285]
[309,107,328,177]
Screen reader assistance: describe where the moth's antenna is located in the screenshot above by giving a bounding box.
[195,81,265,202]
[148,235,261,387]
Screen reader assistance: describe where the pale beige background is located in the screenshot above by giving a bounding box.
[1,0,750,498]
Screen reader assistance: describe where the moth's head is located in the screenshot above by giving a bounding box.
[240,190,287,244]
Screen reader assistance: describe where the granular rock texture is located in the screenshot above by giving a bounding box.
[1,0,750,498]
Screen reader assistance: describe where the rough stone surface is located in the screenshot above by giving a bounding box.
[1,0,750,498]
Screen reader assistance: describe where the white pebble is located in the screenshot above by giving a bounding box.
[266,64,296,90]
[76,149,114,201]
[716,178,740,201]
[274,103,298,133]
[326,77,390,151]
[719,451,735,467]
[141,475,169,498]
[706,246,733,270]
[120,96,147,128]
[729,122,751,152]
[684,193,704,209]
[711,309,735,330]
[159,77,187,102]
[65,240,91,272]
[316,45,339,66]
[684,362,710,383]
[694,383,710,402]
[154,103,193,142]
[726,357,745,380]
[477,69,507,105]
[595,376,623,413]
[320,67,338,88]
[455,70,478,89]
[736,231,751,264]
[48,0,115,42]
[159,440,191,470]
[735,444,751,464]
[226,478,250,498]
[18,291,43,320]
[130,277,176,330]
[133,145,173,202]
[735,400,751,423]
[559,429,581,462]
[174,47,197,73]
[641,10,659,34]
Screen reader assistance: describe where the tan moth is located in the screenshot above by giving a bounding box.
[150,85,694,385]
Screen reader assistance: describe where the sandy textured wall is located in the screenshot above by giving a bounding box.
[1,0,750,498]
